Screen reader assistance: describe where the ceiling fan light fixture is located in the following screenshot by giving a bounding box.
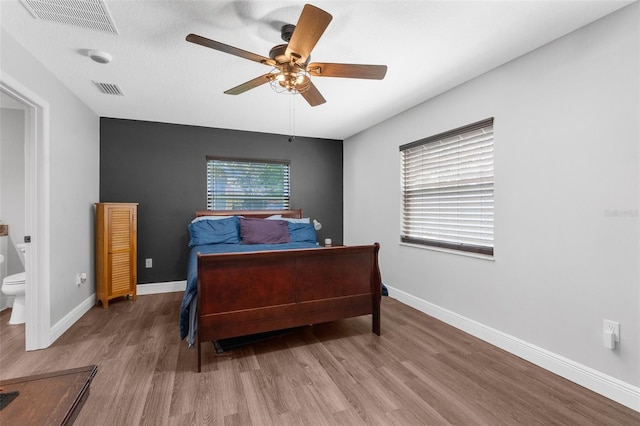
[295,75,311,93]
[269,66,310,95]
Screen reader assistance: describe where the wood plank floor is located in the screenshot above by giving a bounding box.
[1,293,638,425]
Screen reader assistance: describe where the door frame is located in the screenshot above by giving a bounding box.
[1,71,51,350]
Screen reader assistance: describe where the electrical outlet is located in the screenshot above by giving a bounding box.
[603,319,620,342]
[145,258,153,268]
[76,273,88,286]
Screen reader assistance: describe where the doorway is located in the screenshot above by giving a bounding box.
[1,73,50,350]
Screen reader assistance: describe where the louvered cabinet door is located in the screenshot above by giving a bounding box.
[95,203,138,308]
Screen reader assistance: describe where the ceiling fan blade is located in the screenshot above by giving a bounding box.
[299,80,326,107]
[307,63,387,80]
[285,4,332,65]
[186,34,274,66]
[224,74,273,95]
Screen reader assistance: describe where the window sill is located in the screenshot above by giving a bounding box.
[399,242,495,261]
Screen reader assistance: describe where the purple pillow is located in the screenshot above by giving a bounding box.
[240,218,290,244]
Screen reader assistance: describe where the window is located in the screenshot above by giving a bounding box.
[207,157,290,211]
[400,118,494,256]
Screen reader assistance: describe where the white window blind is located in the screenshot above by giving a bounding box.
[207,157,290,211]
[400,118,494,256]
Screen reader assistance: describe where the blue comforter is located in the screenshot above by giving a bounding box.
[179,242,320,345]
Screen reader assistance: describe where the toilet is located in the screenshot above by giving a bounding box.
[1,243,27,325]
[2,272,26,324]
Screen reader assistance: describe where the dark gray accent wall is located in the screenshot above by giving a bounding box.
[100,118,343,284]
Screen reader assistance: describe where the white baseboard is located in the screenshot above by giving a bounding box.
[137,280,186,295]
[387,285,640,412]
[49,293,95,345]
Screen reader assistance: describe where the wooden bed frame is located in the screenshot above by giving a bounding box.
[194,209,381,372]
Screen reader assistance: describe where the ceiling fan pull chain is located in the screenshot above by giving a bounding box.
[288,94,296,143]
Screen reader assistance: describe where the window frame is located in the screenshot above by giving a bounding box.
[206,156,291,211]
[399,118,494,256]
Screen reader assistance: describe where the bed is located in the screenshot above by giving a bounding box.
[179,209,381,372]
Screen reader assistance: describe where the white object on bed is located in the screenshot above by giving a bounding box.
[190,215,234,223]
[284,217,310,223]
[266,214,310,224]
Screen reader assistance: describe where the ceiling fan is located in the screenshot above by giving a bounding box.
[186,4,387,107]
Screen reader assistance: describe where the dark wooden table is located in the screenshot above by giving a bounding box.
[0,365,97,425]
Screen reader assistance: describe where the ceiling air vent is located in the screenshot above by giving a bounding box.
[93,81,124,96]
[19,0,119,34]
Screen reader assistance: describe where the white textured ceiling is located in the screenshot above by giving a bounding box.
[0,1,633,140]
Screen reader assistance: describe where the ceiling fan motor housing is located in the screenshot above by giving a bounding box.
[269,44,288,63]
[269,44,310,67]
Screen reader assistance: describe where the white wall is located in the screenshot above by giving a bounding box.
[0,108,25,275]
[345,2,639,403]
[1,29,100,329]
[0,107,25,310]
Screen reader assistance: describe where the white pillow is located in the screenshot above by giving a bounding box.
[190,215,234,223]
[265,215,282,220]
[280,217,310,224]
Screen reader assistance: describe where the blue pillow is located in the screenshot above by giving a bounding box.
[188,216,240,247]
[288,222,317,243]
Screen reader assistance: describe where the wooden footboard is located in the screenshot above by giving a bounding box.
[196,243,381,371]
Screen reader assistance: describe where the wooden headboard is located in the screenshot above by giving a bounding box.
[195,209,303,219]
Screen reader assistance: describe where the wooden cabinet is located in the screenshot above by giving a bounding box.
[95,203,138,308]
